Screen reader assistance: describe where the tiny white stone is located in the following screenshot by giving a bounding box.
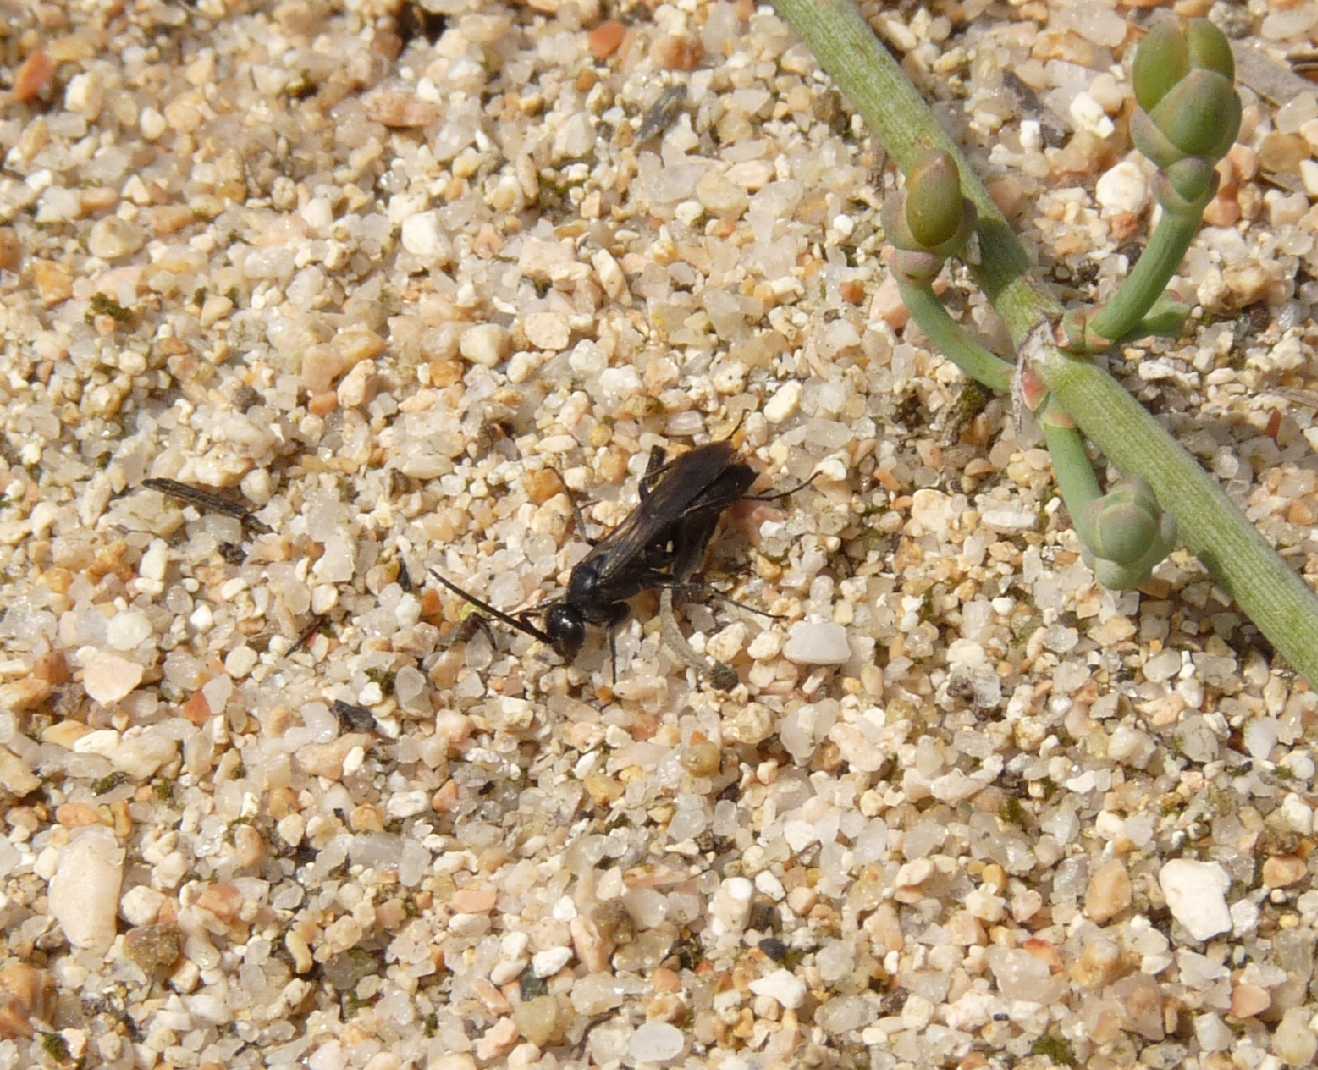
[109,729,177,779]
[783,621,850,666]
[82,652,143,705]
[400,210,450,261]
[120,885,166,927]
[747,630,782,660]
[1243,718,1280,762]
[314,533,355,584]
[673,199,703,225]
[0,747,38,794]
[910,488,951,532]
[49,826,124,952]
[532,946,574,977]
[726,159,773,190]
[599,365,641,404]
[202,676,233,714]
[301,196,333,231]
[784,819,815,853]
[224,645,258,678]
[489,958,527,986]
[1095,160,1149,215]
[764,381,802,424]
[524,310,570,351]
[1280,794,1314,835]
[87,217,145,259]
[896,859,932,887]
[985,946,1057,1003]
[965,888,1005,923]
[72,728,119,759]
[459,323,508,367]
[628,1021,685,1063]
[386,790,430,819]
[1301,158,1318,199]
[711,876,753,932]
[1160,860,1232,942]
[749,968,807,1010]
[106,610,152,651]
[592,248,624,298]
[1070,91,1114,138]
[1230,897,1260,936]
[1275,1006,1318,1066]
[981,508,1038,532]
[189,602,214,632]
[552,111,594,160]
[706,622,747,663]
[64,71,103,118]
[140,106,166,140]
[1194,1012,1232,1052]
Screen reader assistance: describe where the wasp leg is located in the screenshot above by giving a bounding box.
[659,588,739,691]
[659,579,784,620]
[548,468,598,545]
[638,445,671,501]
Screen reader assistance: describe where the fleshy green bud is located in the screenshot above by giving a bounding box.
[1148,68,1241,162]
[1134,19,1234,112]
[1084,479,1162,566]
[1185,18,1234,82]
[1080,478,1177,592]
[1162,157,1219,206]
[905,152,965,249]
[1131,18,1240,176]
[883,152,977,279]
[1133,20,1190,114]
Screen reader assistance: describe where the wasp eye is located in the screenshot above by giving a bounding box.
[545,605,586,662]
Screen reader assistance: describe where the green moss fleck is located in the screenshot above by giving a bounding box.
[999,796,1028,828]
[87,292,134,325]
[1030,1032,1077,1066]
[40,1031,71,1061]
[91,771,128,795]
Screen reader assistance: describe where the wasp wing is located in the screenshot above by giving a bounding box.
[585,443,748,590]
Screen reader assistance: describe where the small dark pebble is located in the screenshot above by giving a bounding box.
[331,699,376,733]
[747,900,779,934]
[396,0,446,45]
[638,83,686,142]
[124,923,183,976]
[218,542,246,564]
[324,948,379,992]
[758,937,789,962]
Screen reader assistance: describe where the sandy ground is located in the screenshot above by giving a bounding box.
[1,1,1317,1068]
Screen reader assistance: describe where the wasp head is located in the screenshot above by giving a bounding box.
[544,603,586,661]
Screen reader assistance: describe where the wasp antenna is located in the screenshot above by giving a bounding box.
[744,469,820,503]
[429,569,556,646]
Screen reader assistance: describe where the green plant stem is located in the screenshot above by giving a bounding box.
[1041,350,1318,666]
[1040,415,1101,541]
[772,0,1318,683]
[1088,206,1201,343]
[1122,295,1191,342]
[769,0,1058,345]
[895,279,1014,394]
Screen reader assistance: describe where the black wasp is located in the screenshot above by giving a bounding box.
[429,441,808,674]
